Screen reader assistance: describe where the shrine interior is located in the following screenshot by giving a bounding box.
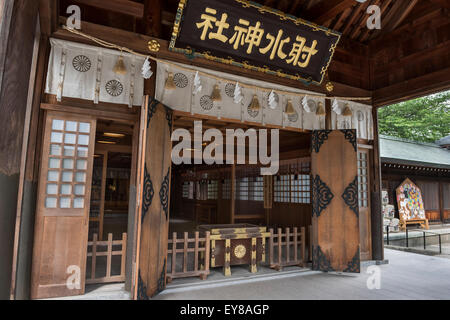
[169,115,313,236]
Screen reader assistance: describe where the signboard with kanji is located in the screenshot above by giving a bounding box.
[169,0,341,85]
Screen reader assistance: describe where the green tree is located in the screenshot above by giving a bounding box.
[378,90,450,143]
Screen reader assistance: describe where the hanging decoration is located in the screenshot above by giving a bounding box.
[332,98,342,115]
[113,52,127,75]
[233,82,243,104]
[342,103,353,117]
[51,27,375,138]
[285,99,295,115]
[141,57,153,79]
[249,94,261,112]
[152,60,375,138]
[193,71,202,95]
[268,90,278,110]
[303,96,318,113]
[165,72,176,89]
[302,95,309,112]
[211,84,222,102]
[316,102,326,116]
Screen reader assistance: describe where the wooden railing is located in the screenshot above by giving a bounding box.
[269,227,306,271]
[86,233,127,284]
[167,231,211,282]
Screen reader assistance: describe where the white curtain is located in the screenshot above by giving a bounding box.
[45,38,145,107]
[155,60,373,139]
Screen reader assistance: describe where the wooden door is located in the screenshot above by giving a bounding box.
[136,98,173,299]
[358,148,372,261]
[311,130,360,273]
[31,112,96,299]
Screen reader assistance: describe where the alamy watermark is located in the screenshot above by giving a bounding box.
[66,265,81,290]
[366,265,381,290]
[66,5,81,30]
[171,121,280,175]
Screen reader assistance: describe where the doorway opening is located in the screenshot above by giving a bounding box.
[167,115,313,283]
[86,120,134,285]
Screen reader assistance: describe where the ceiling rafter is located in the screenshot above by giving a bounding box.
[349,0,379,40]
[73,0,144,18]
[370,0,419,40]
[302,0,355,25]
[330,7,351,31]
[359,0,392,42]
[428,0,450,11]
[39,0,59,36]
[341,1,368,35]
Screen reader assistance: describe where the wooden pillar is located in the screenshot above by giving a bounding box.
[325,97,332,130]
[370,107,384,261]
[439,181,444,223]
[143,0,161,97]
[231,164,236,224]
[143,0,162,37]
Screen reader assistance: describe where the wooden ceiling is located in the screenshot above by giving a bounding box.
[43,0,450,107]
[58,0,448,44]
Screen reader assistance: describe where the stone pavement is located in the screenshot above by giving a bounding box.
[155,249,450,300]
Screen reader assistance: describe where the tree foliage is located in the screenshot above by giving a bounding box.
[378,90,450,143]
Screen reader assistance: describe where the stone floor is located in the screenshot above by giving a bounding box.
[155,249,450,300]
[49,248,450,300]
[44,283,131,300]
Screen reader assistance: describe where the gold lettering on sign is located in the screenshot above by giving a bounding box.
[195,7,320,69]
[229,19,250,50]
[287,36,318,68]
[196,7,218,41]
[259,29,290,60]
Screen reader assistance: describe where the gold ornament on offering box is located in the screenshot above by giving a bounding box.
[234,245,246,259]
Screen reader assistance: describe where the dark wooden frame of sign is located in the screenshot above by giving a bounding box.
[169,0,341,85]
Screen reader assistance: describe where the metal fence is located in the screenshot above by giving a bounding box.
[384,226,450,254]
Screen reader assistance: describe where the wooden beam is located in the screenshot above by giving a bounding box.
[0,0,14,94]
[428,0,450,10]
[41,103,139,123]
[341,0,368,36]
[303,0,355,25]
[373,66,450,107]
[371,0,419,39]
[73,0,143,18]
[359,0,392,42]
[385,0,419,33]
[39,0,58,36]
[143,0,162,36]
[349,0,377,40]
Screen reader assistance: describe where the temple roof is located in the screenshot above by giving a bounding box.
[380,135,450,169]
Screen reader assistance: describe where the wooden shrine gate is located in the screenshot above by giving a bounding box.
[311,130,360,273]
[135,97,173,299]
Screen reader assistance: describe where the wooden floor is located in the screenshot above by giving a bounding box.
[156,249,450,300]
